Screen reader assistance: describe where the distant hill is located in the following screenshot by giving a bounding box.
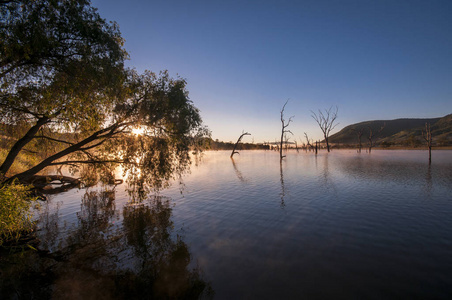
[329,114,452,147]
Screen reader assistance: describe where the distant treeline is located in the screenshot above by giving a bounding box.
[207,139,270,151]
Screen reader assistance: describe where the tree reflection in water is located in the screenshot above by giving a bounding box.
[279,161,286,208]
[231,157,247,182]
[0,190,213,299]
[121,197,212,299]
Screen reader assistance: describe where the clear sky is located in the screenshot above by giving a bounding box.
[92,0,452,143]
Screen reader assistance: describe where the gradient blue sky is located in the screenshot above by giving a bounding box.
[92,0,452,143]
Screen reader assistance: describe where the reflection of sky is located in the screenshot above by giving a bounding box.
[40,150,452,298]
[164,150,452,298]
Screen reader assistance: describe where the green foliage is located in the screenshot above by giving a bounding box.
[106,70,210,195]
[0,148,40,177]
[0,181,37,245]
[0,0,210,193]
[0,0,126,131]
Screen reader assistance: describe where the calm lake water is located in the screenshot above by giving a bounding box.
[3,150,452,299]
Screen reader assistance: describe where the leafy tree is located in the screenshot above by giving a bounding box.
[0,0,209,193]
[0,181,37,245]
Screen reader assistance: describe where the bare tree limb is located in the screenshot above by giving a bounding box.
[311,106,338,152]
[34,135,75,145]
[280,100,294,159]
[367,122,385,153]
[351,128,364,153]
[231,131,251,158]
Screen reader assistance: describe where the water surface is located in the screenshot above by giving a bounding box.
[4,150,452,299]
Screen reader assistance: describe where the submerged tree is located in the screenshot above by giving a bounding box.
[367,123,385,153]
[279,100,294,159]
[422,123,433,164]
[304,132,313,152]
[0,0,209,193]
[351,128,365,153]
[311,106,338,152]
[230,131,251,158]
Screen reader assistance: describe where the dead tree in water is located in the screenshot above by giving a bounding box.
[422,123,433,164]
[284,133,291,151]
[352,128,364,153]
[230,131,251,158]
[280,100,294,159]
[304,132,313,152]
[311,106,338,152]
[367,123,385,153]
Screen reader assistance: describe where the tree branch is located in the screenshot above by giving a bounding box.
[34,135,75,145]
[231,131,251,158]
[48,159,127,166]
[0,116,50,175]
[6,121,129,183]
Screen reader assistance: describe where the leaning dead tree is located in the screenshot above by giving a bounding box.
[367,123,385,153]
[231,131,251,158]
[422,123,433,164]
[311,106,338,152]
[280,100,294,159]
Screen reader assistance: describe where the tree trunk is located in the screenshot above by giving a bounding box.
[230,132,250,158]
[0,116,49,175]
[280,130,284,159]
[325,134,330,152]
[6,124,119,183]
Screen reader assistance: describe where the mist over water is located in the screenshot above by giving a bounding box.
[16,150,452,298]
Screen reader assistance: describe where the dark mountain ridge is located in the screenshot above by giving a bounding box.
[329,114,452,147]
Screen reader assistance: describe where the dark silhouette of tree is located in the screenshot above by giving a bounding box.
[0,0,126,178]
[230,131,251,158]
[422,123,433,164]
[351,128,365,153]
[304,132,313,152]
[3,191,214,299]
[0,1,210,192]
[367,123,385,153]
[279,161,286,208]
[311,106,338,152]
[280,100,294,159]
[231,158,247,182]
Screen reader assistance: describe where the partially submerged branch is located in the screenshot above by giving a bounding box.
[231,131,251,158]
